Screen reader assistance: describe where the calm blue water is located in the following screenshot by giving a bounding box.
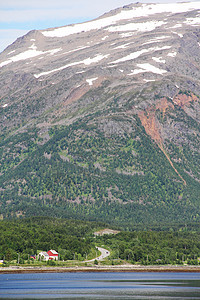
[0,272,200,299]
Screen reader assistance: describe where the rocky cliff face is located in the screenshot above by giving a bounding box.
[0,2,199,225]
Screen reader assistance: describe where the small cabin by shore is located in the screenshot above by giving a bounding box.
[47,250,59,260]
[38,250,59,261]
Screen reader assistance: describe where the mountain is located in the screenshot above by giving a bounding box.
[0,2,200,227]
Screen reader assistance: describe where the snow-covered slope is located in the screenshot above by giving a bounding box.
[0,1,200,125]
[41,2,200,37]
[1,2,200,83]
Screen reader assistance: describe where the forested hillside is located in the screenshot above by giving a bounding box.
[0,217,105,262]
[0,100,199,225]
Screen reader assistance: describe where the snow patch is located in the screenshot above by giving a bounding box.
[137,63,167,74]
[142,35,170,45]
[48,48,62,55]
[170,24,182,29]
[152,57,166,63]
[113,42,133,49]
[107,21,165,33]
[144,79,156,82]
[29,43,37,50]
[167,52,177,57]
[102,36,109,41]
[86,77,98,85]
[76,70,86,74]
[120,32,135,38]
[84,54,109,65]
[110,45,171,64]
[7,50,16,55]
[128,63,167,75]
[0,47,62,68]
[34,54,109,78]
[184,17,200,25]
[2,104,8,108]
[171,31,183,38]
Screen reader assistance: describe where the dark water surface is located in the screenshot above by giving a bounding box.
[0,272,200,299]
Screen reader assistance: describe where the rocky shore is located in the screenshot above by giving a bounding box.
[1,265,200,274]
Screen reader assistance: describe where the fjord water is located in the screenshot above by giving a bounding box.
[1,272,200,299]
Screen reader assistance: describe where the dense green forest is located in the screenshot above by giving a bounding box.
[96,231,200,265]
[0,217,105,262]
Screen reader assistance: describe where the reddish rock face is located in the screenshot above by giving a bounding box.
[137,97,174,145]
[173,93,198,109]
[137,93,199,146]
[138,110,162,145]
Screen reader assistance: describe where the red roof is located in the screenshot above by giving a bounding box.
[47,250,58,256]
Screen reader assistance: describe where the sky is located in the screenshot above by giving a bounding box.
[0,0,199,53]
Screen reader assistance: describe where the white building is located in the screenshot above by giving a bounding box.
[38,251,49,261]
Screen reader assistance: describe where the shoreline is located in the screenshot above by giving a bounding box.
[1,265,200,274]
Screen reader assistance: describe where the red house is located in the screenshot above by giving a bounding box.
[47,250,59,260]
